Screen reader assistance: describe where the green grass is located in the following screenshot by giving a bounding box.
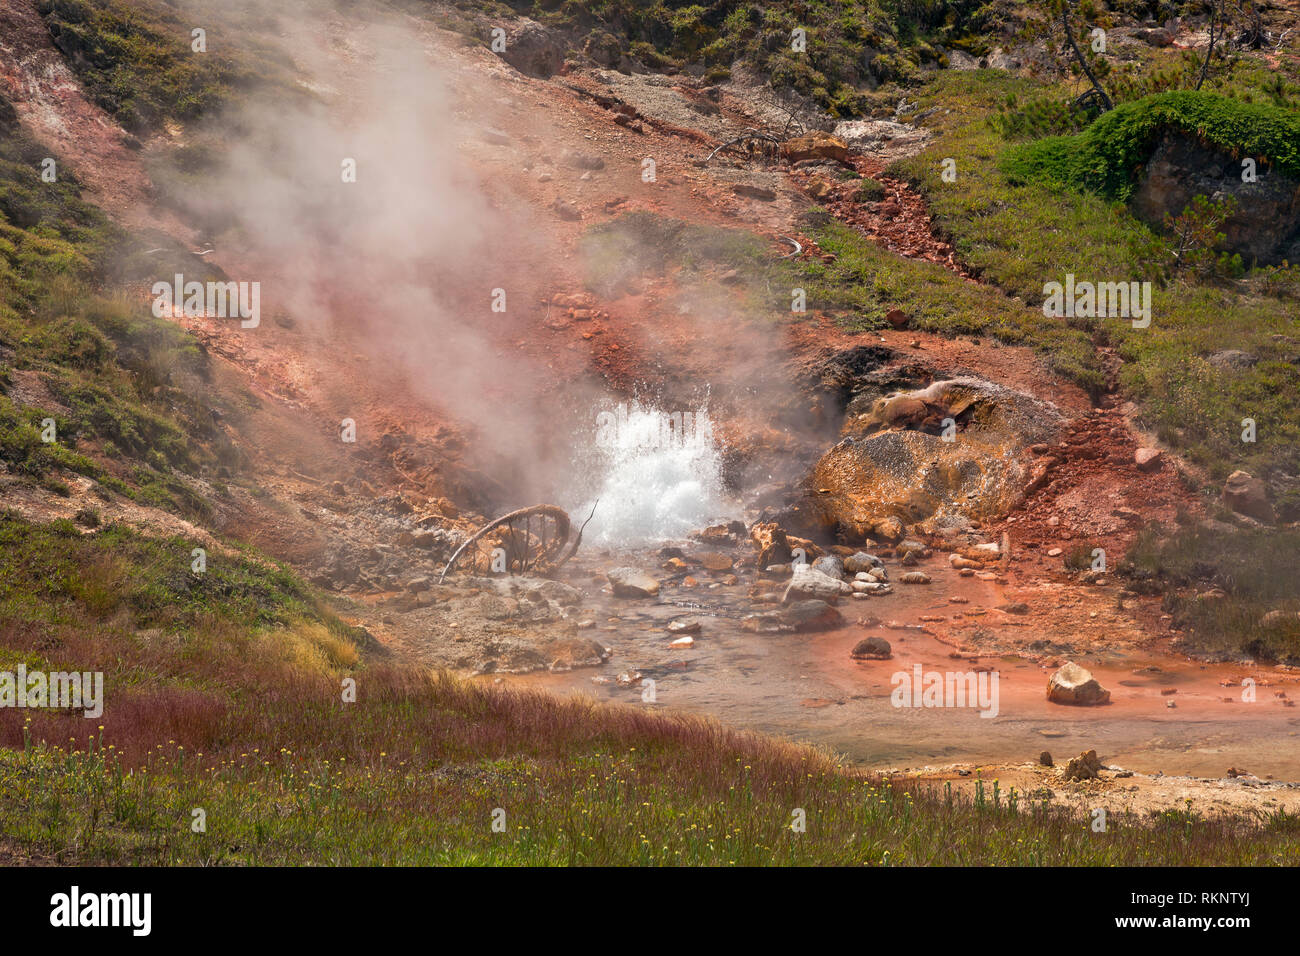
[0,98,242,515]
[0,512,353,639]
[507,0,1010,114]
[892,71,1300,488]
[0,509,1294,866]
[36,0,303,134]
[1004,90,1300,200]
[582,208,1105,394]
[7,718,1300,865]
[1124,523,1300,664]
[803,213,1105,392]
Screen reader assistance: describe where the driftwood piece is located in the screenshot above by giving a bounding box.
[437,501,597,583]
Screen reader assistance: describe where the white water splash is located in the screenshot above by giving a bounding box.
[574,402,731,548]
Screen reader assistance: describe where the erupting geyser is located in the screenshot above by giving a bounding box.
[573,401,732,548]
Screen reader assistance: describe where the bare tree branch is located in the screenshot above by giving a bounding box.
[1061,0,1113,112]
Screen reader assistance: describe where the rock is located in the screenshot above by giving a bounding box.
[884,308,908,329]
[475,593,520,620]
[497,19,565,78]
[1047,662,1111,706]
[551,198,582,221]
[1132,27,1174,47]
[742,611,790,634]
[1062,749,1103,781]
[999,602,1030,615]
[985,48,1021,70]
[560,150,605,170]
[582,30,622,67]
[851,636,892,660]
[1208,349,1258,370]
[406,576,431,593]
[742,600,842,633]
[1132,131,1300,266]
[872,516,905,542]
[851,580,891,595]
[780,600,845,632]
[783,568,846,604]
[750,521,793,566]
[1039,751,1054,767]
[899,571,931,585]
[844,551,883,573]
[667,618,703,634]
[411,530,443,550]
[732,184,777,202]
[1222,470,1275,523]
[698,552,733,572]
[804,177,835,201]
[607,568,661,598]
[669,635,695,648]
[898,538,926,556]
[945,48,981,70]
[782,131,850,164]
[543,638,610,671]
[1134,447,1162,471]
[811,555,845,579]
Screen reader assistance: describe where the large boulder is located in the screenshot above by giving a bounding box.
[807,379,1062,542]
[498,19,565,78]
[1222,470,1275,523]
[782,131,850,164]
[782,568,848,604]
[1047,662,1111,706]
[1132,131,1300,267]
[607,568,661,598]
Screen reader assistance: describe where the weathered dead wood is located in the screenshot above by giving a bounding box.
[704,128,783,164]
[438,502,596,582]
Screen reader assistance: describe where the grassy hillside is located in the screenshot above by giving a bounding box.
[894,72,1300,503]
[36,0,301,134]
[0,95,243,516]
